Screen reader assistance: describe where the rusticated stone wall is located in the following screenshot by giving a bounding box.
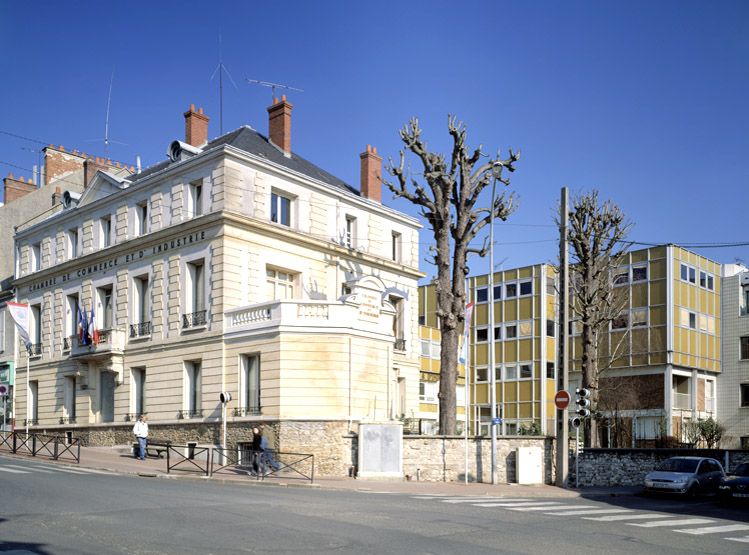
[402,436,555,483]
[574,448,749,487]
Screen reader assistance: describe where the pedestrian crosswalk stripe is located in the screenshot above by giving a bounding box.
[0,467,28,474]
[474,501,563,508]
[584,514,672,522]
[545,508,632,517]
[675,524,749,535]
[442,497,516,504]
[4,464,54,473]
[629,518,715,528]
[726,537,749,543]
[509,504,592,512]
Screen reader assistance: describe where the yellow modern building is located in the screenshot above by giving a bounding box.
[419,263,557,436]
[572,245,721,447]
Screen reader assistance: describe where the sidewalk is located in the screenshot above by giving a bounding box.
[5,444,640,499]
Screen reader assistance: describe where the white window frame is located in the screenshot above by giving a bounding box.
[131,366,146,416]
[391,231,401,262]
[518,362,533,380]
[30,243,41,272]
[266,267,296,300]
[67,228,79,259]
[189,179,204,218]
[475,366,488,383]
[632,264,648,282]
[99,215,112,249]
[519,280,533,296]
[419,380,438,403]
[270,190,292,227]
[240,354,260,414]
[63,375,76,420]
[136,201,149,236]
[475,286,488,304]
[345,215,356,248]
[184,361,202,416]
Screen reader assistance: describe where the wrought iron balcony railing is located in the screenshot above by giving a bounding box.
[28,343,42,357]
[232,406,262,417]
[177,409,204,419]
[182,310,207,329]
[63,335,76,351]
[59,417,76,424]
[394,338,407,351]
[129,321,152,338]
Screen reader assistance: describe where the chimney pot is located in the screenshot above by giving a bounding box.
[360,145,383,203]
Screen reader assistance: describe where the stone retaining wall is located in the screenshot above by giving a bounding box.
[402,436,555,483]
[575,448,749,487]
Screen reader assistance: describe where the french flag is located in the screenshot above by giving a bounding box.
[77,306,84,343]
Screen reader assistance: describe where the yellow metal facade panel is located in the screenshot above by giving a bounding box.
[650,259,666,280]
[632,284,648,307]
[519,267,532,279]
[519,339,532,360]
[504,383,517,401]
[504,299,518,320]
[504,342,517,362]
[519,381,533,400]
[631,249,648,263]
[519,403,533,418]
[519,297,533,320]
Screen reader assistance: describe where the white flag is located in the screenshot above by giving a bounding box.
[458,302,474,364]
[7,301,31,349]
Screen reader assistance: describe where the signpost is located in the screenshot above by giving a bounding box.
[0,384,7,433]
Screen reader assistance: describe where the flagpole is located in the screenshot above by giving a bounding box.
[464,279,470,485]
[25,355,29,436]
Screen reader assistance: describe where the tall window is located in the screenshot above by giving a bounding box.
[185,361,202,417]
[99,215,111,248]
[266,268,295,300]
[65,294,79,348]
[97,286,113,329]
[30,243,41,272]
[64,375,76,422]
[30,304,42,355]
[137,201,149,236]
[741,384,749,408]
[131,275,150,337]
[390,295,405,349]
[184,260,206,328]
[0,309,5,353]
[391,231,401,262]
[67,228,78,259]
[29,380,38,424]
[345,215,356,248]
[241,355,260,415]
[131,367,146,417]
[270,191,291,226]
[189,179,203,217]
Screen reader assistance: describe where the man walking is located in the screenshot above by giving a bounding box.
[133,414,149,460]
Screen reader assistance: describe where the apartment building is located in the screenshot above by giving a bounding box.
[570,245,721,447]
[11,100,422,474]
[418,263,557,436]
[719,264,749,448]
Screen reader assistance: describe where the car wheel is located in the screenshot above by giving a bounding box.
[686,484,699,498]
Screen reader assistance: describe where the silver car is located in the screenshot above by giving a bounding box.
[644,456,725,496]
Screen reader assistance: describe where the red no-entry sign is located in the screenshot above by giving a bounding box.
[554,390,571,410]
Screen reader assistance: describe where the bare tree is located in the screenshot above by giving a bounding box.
[568,191,631,447]
[384,116,519,435]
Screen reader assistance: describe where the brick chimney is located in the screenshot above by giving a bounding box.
[184,104,209,147]
[360,145,382,203]
[3,173,37,204]
[267,95,293,155]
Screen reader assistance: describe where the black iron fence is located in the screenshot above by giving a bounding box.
[0,431,80,463]
[129,321,152,338]
[182,310,207,329]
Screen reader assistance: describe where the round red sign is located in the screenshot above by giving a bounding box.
[554,390,571,410]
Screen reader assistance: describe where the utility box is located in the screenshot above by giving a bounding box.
[516,446,543,484]
[357,422,403,480]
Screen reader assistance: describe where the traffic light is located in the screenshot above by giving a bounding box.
[219,391,232,404]
[575,388,591,418]
[570,416,582,429]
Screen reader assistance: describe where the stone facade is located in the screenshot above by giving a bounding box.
[402,436,555,483]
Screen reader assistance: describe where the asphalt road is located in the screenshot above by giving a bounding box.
[1,455,748,555]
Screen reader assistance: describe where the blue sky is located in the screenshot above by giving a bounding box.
[1,1,747,281]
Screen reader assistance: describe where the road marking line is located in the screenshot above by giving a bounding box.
[509,504,592,512]
[545,508,632,516]
[475,501,563,508]
[726,537,749,543]
[442,498,519,503]
[629,518,715,528]
[0,467,29,474]
[675,524,749,535]
[584,514,672,522]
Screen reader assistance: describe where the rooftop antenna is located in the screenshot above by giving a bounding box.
[211,32,238,135]
[246,79,304,100]
[86,69,127,150]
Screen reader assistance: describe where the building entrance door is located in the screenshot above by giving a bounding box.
[100,371,115,423]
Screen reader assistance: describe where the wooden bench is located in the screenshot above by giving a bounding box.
[132,440,172,459]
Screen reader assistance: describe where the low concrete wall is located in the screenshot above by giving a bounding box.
[575,448,749,487]
[402,436,555,483]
